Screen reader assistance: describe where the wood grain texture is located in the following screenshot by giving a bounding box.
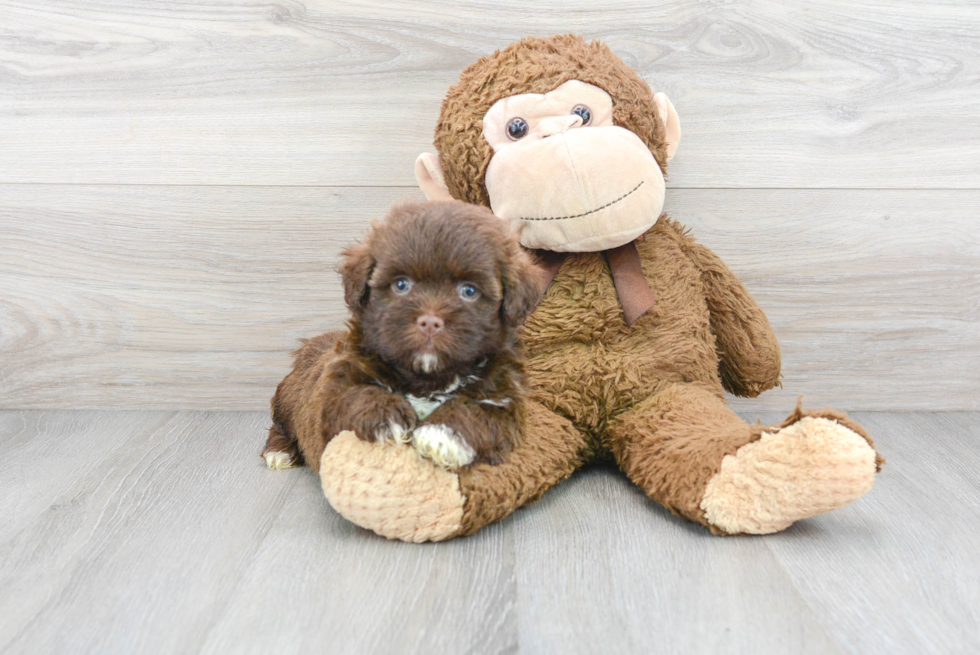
[1,0,978,187]
[199,476,516,655]
[757,411,980,655]
[508,410,980,655]
[0,185,403,409]
[0,412,298,654]
[0,410,175,542]
[2,186,976,410]
[1,410,977,654]
[511,466,843,654]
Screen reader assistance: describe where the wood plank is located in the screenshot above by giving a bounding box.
[1,410,978,653]
[683,190,980,413]
[0,410,175,542]
[511,411,980,654]
[0,411,298,654]
[1,1,978,187]
[0,409,516,655]
[0,184,405,409]
[199,472,516,654]
[511,465,843,654]
[1,186,975,411]
[757,412,980,655]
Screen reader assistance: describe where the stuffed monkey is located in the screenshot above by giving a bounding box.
[315,35,884,541]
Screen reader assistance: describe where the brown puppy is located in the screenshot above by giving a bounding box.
[262,200,543,471]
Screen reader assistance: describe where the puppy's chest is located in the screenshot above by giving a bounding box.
[381,374,494,421]
[405,389,458,421]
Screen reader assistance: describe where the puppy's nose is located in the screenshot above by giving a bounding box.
[416,314,444,338]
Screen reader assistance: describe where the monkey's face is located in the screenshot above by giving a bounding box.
[480,80,671,252]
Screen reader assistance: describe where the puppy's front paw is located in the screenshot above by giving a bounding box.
[411,424,476,469]
[374,419,411,444]
[352,395,418,444]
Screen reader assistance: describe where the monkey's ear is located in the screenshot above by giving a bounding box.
[415,152,455,202]
[501,245,545,327]
[338,241,375,312]
[654,92,681,162]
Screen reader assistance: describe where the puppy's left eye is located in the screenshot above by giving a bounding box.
[391,277,414,295]
[457,283,480,301]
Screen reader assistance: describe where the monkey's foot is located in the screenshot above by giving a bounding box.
[700,416,879,534]
[320,431,465,542]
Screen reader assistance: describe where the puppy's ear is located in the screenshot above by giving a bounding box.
[338,241,375,312]
[501,243,545,326]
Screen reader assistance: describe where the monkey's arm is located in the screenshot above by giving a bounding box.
[678,232,781,397]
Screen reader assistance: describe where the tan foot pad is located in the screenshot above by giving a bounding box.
[320,431,465,543]
[700,417,878,534]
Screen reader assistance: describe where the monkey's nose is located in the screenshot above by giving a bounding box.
[539,114,583,138]
[416,314,445,337]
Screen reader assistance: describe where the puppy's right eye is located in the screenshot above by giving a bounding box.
[391,277,413,295]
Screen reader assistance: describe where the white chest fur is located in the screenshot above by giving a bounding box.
[405,394,446,421]
[401,375,481,421]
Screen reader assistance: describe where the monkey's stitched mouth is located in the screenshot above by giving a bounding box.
[519,181,644,222]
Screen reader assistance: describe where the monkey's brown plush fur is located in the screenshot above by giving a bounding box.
[314,35,884,542]
[436,35,669,209]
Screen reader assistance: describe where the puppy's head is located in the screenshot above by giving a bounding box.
[339,200,543,376]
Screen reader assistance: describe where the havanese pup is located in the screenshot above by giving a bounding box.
[262,200,544,471]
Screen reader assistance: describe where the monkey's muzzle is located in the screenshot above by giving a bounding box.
[485,125,666,252]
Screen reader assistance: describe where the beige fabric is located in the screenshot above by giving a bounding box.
[485,126,665,251]
[480,80,668,252]
[653,92,681,161]
[418,80,678,252]
[320,431,465,543]
[415,152,454,203]
[700,417,877,534]
[481,80,615,150]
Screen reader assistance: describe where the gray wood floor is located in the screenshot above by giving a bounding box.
[1,411,977,654]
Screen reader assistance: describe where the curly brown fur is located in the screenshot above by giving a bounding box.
[418,35,869,533]
[435,34,669,207]
[316,36,881,542]
[262,200,543,470]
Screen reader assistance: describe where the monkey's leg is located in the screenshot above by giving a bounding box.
[606,383,882,534]
[320,400,590,542]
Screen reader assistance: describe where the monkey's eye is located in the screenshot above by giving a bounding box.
[457,282,481,301]
[506,117,529,140]
[571,104,591,125]
[391,277,414,295]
